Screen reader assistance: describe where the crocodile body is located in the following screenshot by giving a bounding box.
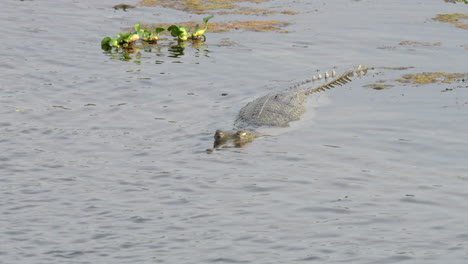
[210,67,368,150]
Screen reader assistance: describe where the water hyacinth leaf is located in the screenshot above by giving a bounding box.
[155,27,165,35]
[118,32,130,41]
[168,25,180,37]
[168,25,188,40]
[134,22,140,32]
[141,29,155,41]
[101,36,111,45]
[109,39,119,47]
[203,15,214,25]
[124,34,132,42]
[146,29,155,37]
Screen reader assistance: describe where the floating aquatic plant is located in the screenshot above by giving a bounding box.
[101,22,165,50]
[167,25,190,41]
[397,72,468,84]
[432,13,468,30]
[191,15,214,40]
[443,0,468,4]
[102,16,214,50]
[168,15,214,41]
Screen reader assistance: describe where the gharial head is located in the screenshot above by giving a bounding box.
[212,130,258,149]
[215,130,249,139]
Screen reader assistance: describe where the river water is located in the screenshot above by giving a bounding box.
[2,0,468,263]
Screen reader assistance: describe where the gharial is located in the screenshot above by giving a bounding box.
[209,66,369,151]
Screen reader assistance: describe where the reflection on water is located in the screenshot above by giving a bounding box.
[168,45,185,58]
[102,40,210,63]
[103,49,141,61]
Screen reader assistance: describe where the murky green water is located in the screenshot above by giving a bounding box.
[2,0,468,263]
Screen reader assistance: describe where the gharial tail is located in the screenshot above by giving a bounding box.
[304,65,369,95]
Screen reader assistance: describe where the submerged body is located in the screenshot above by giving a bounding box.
[234,88,308,129]
[211,67,368,150]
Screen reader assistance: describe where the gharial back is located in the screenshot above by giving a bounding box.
[233,68,359,130]
[234,89,308,129]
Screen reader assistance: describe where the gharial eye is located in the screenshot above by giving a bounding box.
[214,130,224,139]
[236,131,247,138]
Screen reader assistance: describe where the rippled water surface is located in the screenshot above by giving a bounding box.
[2,0,468,263]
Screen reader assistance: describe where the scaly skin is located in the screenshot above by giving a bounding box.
[211,66,369,150]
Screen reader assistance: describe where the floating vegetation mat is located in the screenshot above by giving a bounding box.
[378,41,442,50]
[398,40,441,47]
[136,20,291,33]
[433,13,468,29]
[137,0,297,15]
[397,72,468,84]
[443,0,468,4]
[378,67,415,70]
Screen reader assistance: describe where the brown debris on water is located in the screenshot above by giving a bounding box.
[397,72,468,84]
[379,66,415,70]
[136,20,290,34]
[137,0,298,16]
[136,0,295,32]
[113,4,136,11]
[398,40,441,47]
[211,9,298,16]
[363,84,394,90]
[432,13,468,30]
[378,41,442,50]
[138,0,233,12]
[224,20,290,32]
[218,8,273,16]
[138,0,269,14]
